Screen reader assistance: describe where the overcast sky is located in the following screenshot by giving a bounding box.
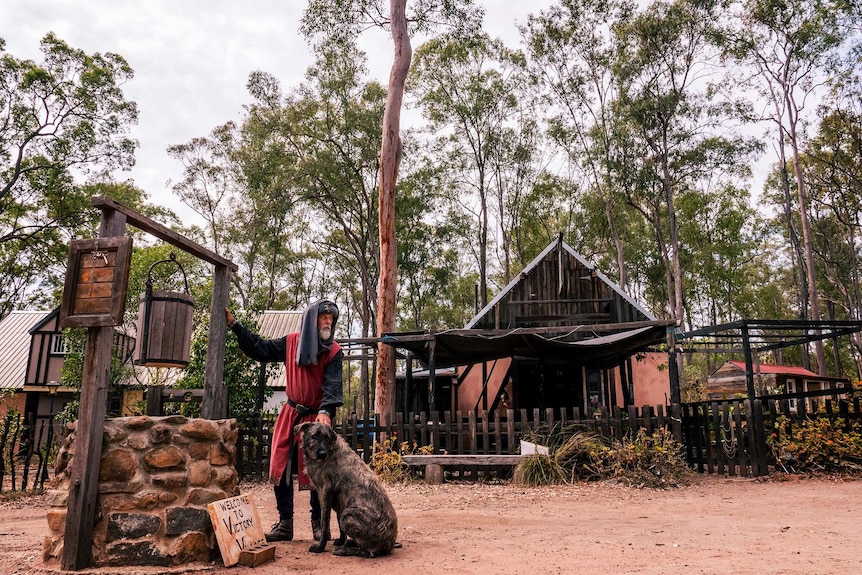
[5,1,555,224]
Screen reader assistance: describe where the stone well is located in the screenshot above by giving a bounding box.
[43,415,239,568]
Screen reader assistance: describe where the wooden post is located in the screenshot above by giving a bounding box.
[427,338,436,412]
[202,263,230,419]
[742,320,756,399]
[62,207,126,571]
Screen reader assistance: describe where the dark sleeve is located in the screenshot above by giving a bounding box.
[229,321,287,364]
[319,348,344,417]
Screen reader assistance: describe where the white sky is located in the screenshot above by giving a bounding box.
[4,0,555,224]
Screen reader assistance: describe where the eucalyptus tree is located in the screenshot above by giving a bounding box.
[300,0,483,418]
[800,100,862,374]
[166,124,236,255]
[521,0,636,292]
[611,0,762,396]
[0,34,138,315]
[167,114,309,311]
[396,162,476,331]
[613,0,760,328]
[409,32,533,307]
[285,39,386,339]
[715,0,859,374]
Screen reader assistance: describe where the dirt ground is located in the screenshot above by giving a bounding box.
[2,474,860,575]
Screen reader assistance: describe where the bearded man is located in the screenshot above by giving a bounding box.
[225,299,343,542]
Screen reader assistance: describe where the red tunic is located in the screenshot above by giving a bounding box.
[269,332,342,485]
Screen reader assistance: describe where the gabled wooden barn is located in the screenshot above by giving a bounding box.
[389,236,674,416]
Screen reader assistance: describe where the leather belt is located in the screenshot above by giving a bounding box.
[286,398,317,416]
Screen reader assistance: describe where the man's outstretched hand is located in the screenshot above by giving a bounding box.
[225,308,235,325]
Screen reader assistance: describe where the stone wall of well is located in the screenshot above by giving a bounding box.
[43,415,239,567]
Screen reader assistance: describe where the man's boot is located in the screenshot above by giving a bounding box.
[265,518,293,542]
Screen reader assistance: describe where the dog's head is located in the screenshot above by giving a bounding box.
[295,421,337,461]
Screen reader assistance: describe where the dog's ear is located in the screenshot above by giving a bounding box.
[325,424,337,443]
[294,421,312,436]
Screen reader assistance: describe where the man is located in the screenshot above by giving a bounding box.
[225,299,343,542]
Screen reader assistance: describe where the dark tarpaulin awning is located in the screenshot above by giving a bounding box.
[382,322,672,369]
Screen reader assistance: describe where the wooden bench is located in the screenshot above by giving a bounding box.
[401,454,524,484]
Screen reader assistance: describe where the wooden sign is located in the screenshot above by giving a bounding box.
[59,237,133,328]
[207,493,273,567]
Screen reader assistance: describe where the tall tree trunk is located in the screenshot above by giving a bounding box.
[375,0,411,422]
[788,115,827,375]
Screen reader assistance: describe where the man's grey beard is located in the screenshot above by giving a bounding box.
[319,327,332,340]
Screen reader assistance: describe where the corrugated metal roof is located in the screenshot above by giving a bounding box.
[0,311,51,390]
[258,311,302,339]
[727,360,819,378]
[256,310,302,389]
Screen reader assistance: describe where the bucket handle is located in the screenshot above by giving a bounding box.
[145,252,190,295]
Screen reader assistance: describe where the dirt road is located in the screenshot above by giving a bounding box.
[2,474,860,575]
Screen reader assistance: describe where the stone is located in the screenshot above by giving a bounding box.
[181,419,219,440]
[151,472,189,489]
[46,509,66,534]
[44,488,68,507]
[98,480,144,494]
[189,460,212,486]
[169,531,212,565]
[102,490,159,511]
[53,448,72,477]
[99,448,138,482]
[106,512,161,541]
[165,507,211,535]
[107,541,169,567]
[124,434,150,450]
[186,488,226,506]
[149,423,173,444]
[161,414,188,425]
[210,441,233,466]
[213,466,238,492]
[188,441,210,460]
[124,415,156,430]
[103,423,130,444]
[144,445,185,469]
[42,535,60,562]
[158,491,179,506]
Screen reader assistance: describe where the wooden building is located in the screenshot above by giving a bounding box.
[391,237,674,416]
[706,360,851,408]
[0,308,137,449]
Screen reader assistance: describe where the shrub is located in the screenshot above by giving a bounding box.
[513,453,568,486]
[768,415,862,475]
[603,428,691,488]
[369,435,433,484]
[514,425,690,488]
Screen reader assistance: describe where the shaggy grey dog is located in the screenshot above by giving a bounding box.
[295,421,398,557]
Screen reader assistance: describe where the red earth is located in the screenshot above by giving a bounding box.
[2,474,860,575]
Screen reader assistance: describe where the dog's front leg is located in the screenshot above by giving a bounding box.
[308,488,331,553]
[333,510,347,547]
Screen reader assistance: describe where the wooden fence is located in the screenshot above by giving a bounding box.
[0,412,56,493]
[679,387,860,477]
[5,387,857,491]
[235,405,677,480]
